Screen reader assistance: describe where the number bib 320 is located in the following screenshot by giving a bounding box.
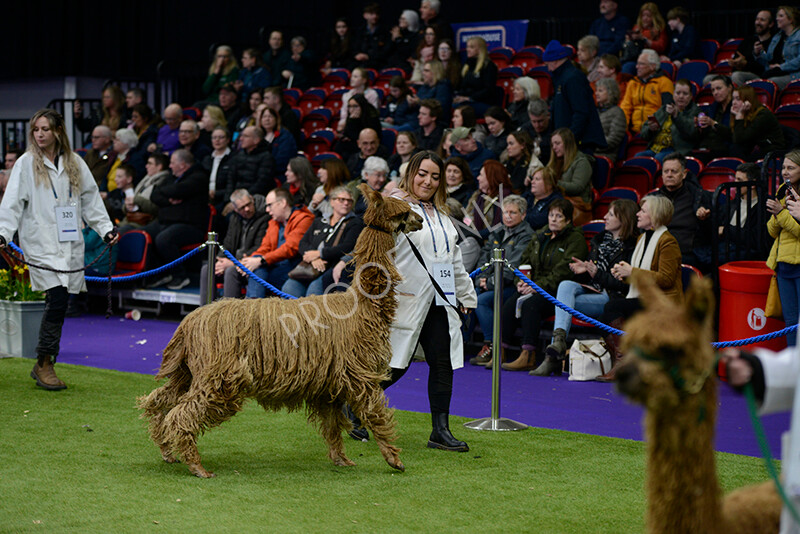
[55,206,79,242]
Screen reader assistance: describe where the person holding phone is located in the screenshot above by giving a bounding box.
[636,78,700,162]
[766,150,800,346]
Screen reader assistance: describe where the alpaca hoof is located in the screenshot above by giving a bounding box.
[390,460,405,472]
[333,457,356,467]
[188,464,215,478]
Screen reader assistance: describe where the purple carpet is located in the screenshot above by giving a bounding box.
[58,314,789,458]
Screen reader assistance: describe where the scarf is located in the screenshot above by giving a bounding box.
[626,226,668,299]
[593,232,625,291]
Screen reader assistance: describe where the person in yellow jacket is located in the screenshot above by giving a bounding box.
[620,49,674,134]
[767,149,800,346]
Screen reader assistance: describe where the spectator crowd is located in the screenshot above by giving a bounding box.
[16,0,800,374]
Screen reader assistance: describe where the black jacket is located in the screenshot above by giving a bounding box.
[150,163,209,228]
[279,103,302,145]
[354,23,390,69]
[657,178,712,256]
[220,194,270,258]
[225,141,276,199]
[297,212,364,265]
[457,58,498,104]
[201,150,235,206]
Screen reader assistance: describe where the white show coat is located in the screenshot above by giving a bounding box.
[0,152,114,293]
[754,342,800,534]
[389,195,478,370]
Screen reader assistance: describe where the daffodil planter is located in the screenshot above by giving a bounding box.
[0,300,45,358]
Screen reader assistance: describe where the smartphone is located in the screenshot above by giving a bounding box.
[785,178,797,200]
[661,92,674,106]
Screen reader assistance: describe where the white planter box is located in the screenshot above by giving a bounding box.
[0,300,45,358]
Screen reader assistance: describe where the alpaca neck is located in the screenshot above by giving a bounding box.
[645,382,722,534]
[350,230,400,319]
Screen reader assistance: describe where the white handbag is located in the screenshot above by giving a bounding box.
[568,339,612,381]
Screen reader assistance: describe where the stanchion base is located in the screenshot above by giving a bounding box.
[463,417,528,431]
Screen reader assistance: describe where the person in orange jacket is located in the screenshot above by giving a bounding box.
[240,187,313,297]
[619,48,674,134]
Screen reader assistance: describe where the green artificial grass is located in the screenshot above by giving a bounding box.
[0,358,775,533]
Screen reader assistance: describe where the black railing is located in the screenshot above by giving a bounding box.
[156,59,208,109]
[104,79,163,114]
[0,119,29,160]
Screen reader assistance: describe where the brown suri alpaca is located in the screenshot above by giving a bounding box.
[615,274,782,534]
[137,184,422,478]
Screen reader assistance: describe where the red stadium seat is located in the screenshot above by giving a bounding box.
[610,166,653,198]
[698,168,735,192]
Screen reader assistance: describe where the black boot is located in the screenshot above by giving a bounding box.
[342,404,369,441]
[428,412,469,452]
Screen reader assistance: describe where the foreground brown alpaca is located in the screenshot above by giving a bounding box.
[616,274,781,533]
[137,185,422,477]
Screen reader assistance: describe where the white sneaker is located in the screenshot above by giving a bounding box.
[146,274,172,288]
[166,277,190,290]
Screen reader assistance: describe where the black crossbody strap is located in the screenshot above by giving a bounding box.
[404,235,463,318]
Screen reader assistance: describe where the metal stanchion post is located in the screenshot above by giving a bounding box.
[464,248,528,432]
[205,231,218,305]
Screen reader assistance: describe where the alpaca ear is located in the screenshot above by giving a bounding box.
[630,270,671,310]
[684,276,715,326]
[359,183,384,207]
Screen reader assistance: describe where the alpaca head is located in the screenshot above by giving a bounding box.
[359,184,423,235]
[616,273,716,412]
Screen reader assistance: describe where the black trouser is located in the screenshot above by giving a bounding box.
[382,302,454,414]
[502,292,554,349]
[599,296,642,325]
[37,286,69,363]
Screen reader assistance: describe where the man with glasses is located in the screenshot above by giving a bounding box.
[240,187,314,298]
[149,103,183,155]
[199,189,270,304]
[348,155,390,217]
[178,120,211,161]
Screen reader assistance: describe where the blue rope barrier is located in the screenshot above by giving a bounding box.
[11,237,795,347]
[220,248,298,300]
[511,265,796,347]
[84,245,206,283]
[512,267,625,336]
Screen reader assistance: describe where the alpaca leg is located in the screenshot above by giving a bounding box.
[316,402,356,467]
[162,384,245,478]
[138,374,192,463]
[150,412,179,463]
[352,388,404,472]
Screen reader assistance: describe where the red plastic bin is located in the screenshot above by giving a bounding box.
[718,261,786,352]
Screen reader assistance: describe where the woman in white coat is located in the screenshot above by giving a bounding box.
[0,109,117,390]
[349,151,478,451]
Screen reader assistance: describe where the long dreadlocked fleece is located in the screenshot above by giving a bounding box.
[137,185,422,477]
[616,274,781,533]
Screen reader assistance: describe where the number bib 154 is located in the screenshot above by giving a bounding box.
[433,262,456,306]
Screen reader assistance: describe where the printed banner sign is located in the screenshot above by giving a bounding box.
[451,20,530,52]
